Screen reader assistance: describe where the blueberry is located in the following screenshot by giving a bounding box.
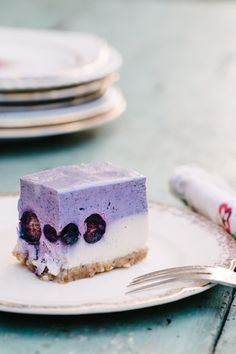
[19,211,41,245]
[60,223,80,246]
[84,214,106,244]
[43,224,58,243]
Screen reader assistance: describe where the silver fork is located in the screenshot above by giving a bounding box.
[126,265,236,294]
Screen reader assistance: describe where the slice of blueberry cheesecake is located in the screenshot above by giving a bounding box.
[13,162,148,282]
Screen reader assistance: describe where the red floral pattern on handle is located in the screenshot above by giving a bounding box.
[219,203,232,234]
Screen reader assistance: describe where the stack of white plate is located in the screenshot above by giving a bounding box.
[0,27,126,139]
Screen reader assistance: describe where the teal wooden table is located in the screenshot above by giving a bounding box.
[1,1,236,353]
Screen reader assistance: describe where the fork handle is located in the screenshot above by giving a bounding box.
[177,269,236,287]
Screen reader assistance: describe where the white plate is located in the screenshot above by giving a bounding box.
[0,89,105,113]
[0,196,236,315]
[0,28,122,90]
[0,87,124,128]
[0,74,118,104]
[0,98,126,139]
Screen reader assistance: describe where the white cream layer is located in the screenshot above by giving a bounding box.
[15,213,148,276]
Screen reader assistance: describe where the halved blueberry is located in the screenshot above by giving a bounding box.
[43,224,58,243]
[84,214,106,244]
[60,223,80,246]
[19,211,41,244]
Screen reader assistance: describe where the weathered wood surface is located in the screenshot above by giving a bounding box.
[1,1,236,353]
[214,293,236,354]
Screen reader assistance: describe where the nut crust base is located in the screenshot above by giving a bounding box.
[13,248,148,283]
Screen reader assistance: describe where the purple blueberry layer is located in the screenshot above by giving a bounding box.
[18,162,147,236]
[20,162,144,191]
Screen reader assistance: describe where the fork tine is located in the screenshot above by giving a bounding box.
[131,265,212,284]
[127,271,213,294]
[125,277,185,295]
[128,274,176,287]
[128,267,212,287]
[126,277,179,294]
